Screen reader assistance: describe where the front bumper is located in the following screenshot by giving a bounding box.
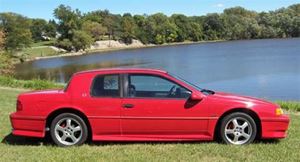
[261,115,290,139]
[10,112,46,138]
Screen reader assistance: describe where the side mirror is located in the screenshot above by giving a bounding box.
[190,92,204,100]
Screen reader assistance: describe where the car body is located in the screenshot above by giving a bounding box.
[10,68,290,146]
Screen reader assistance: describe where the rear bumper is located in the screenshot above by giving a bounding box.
[10,112,46,138]
[261,115,290,139]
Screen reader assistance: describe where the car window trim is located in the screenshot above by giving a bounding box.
[90,73,122,98]
[124,73,192,100]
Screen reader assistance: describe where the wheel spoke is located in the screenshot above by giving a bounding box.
[232,119,239,127]
[61,134,67,141]
[241,122,248,129]
[56,126,65,132]
[233,135,239,142]
[73,126,81,132]
[242,132,250,139]
[66,119,72,127]
[70,135,77,142]
[225,129,234,135]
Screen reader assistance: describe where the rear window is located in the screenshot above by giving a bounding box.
[64,76,73,92]
[91,74,120,97]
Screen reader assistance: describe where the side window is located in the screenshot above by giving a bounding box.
[91,74,120,97]
[128,74,191,99]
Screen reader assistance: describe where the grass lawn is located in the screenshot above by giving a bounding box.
[20,46,59,59]
[14,40,61,60]
[0,87,299,161]
[31,40,56,47]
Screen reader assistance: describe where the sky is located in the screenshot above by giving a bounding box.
[0,0,299,20]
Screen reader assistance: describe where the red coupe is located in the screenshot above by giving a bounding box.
[10,68,290,146]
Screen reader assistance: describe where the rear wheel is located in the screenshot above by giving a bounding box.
[220,112,257,145]
[50,113,88,146]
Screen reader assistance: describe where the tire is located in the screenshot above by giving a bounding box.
[220,112,257,145]
[50,113,88,146]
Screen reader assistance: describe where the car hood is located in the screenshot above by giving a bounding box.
[211,91,275,106]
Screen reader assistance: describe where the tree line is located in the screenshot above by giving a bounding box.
[0,3,299,53]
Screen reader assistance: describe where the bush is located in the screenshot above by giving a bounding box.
[0,53,15,76]
[56,39,73,51]
[72,30,93,51]
[277,101,300,112]
[0,76,64,90]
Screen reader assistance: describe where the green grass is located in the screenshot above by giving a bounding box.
[276,101,300,112]
[21,46,59,59]
[9,40,64,61]
[0,76,64,90]
[31,40,56,47]
[0,87,299,161]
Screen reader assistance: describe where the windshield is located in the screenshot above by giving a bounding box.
[169,73,215,95]
[168,73,203,91]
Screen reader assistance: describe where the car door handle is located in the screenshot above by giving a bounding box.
[122,103,134,108]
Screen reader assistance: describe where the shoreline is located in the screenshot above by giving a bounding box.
[28,40,224,62]
[17,37,300,63]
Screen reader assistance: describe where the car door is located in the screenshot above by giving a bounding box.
[121,73,210,139]
[81,74,122,137]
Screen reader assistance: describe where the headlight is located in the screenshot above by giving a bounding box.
[275,108,284,116]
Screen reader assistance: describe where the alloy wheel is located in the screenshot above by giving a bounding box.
[224,117,253,145]
[54,117,83,146]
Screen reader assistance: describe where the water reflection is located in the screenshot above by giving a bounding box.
[16,60,149,82]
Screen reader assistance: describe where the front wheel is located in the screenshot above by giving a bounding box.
[220,112,257,145]
[50,113,88,146]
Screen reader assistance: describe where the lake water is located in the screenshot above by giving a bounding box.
[15,38,300,100]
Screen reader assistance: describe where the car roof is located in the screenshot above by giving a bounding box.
[74,68,167,75]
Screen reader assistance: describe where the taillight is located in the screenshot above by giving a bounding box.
[16,100,23,111]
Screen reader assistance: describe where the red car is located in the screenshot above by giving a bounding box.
[10,68,289,146]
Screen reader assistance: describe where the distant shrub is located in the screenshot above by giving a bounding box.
[277,101,300,112]
[56,39,73,51]
[0,53,15,76]
[0,76,64,90]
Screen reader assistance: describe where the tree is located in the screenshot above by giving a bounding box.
[96,10,121,40]
[82,10,123,40]
[0,29,4,50]
[45,20,57,38]
[82,20,107,40]
[120,13,136,44]
[133,15,150,44]
[53,5,81,40]
[202,13,224,40]
[30,18,47,41]
[82,11,102,23]
[71,30,93,51]
[0,52,14,76]
[146,13,179,44]
[0,12,32,52]
[50,3,300,46]
[188,22,203,41]
[171,14,190,41]
[224,6,257,18]
[291,16,300,37]
[0,29,14,76]
[56,39,73,51]
[154,34,165,44]
[163,22,178,43]
[222,7,261,40]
